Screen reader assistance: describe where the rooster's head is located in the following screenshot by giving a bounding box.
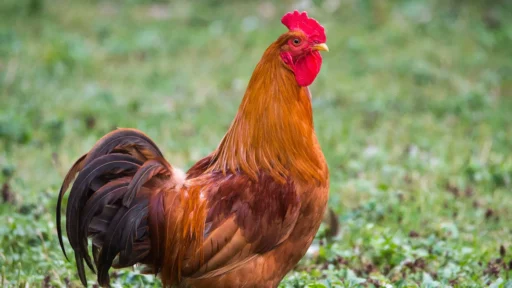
[279,10,328,87]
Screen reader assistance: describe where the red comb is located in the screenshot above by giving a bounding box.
[281,10,326,43]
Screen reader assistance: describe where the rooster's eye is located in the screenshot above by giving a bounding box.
[292,38,301,46]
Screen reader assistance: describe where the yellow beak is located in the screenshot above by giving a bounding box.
[312,43,329,52]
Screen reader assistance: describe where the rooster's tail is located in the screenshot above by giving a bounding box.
[56,128,184,286]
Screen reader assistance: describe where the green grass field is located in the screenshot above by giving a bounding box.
[1,0,511,287]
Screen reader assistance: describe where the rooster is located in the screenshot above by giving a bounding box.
[57,10,329,287]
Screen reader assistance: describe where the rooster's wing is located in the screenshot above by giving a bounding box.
[182,173,301,279]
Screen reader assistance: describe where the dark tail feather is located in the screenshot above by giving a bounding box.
[96,196,149,286]
[83,128,164,167]
[67,153,143,284]
[57,128,165,261]
[81,180,131,231]
[124,158,172,206]
[57,153,87,260]
[56,129,174,287]
[148,190,166,272]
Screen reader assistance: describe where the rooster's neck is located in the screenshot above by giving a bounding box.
[208,44,327,184]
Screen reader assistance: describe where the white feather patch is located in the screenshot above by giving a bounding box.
[172,167,186,189]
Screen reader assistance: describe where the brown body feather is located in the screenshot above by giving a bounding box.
[57,28,329,288]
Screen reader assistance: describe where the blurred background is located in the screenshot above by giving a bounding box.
[0,0,511,286]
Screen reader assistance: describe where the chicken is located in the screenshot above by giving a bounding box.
[56,10,329,288]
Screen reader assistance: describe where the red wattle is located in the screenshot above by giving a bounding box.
[293,51,322,87]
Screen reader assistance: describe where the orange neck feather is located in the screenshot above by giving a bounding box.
[208,39,326,184]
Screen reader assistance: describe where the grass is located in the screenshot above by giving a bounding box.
[0,0,511,287]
